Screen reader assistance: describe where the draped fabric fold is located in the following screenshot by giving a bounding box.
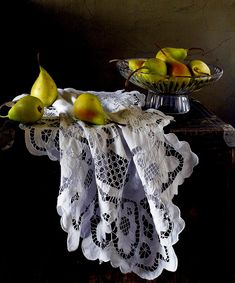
[20,88,198,280]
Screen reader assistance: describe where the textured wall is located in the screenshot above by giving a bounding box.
[1,2,234,282]
[2,0,235,125]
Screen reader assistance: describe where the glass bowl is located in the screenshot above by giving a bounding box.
[116,58,223,114]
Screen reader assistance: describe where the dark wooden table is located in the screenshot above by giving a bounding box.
[1,99,234,283]
[164,99,235,283]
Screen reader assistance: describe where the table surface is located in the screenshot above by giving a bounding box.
[166,98,235,135]
[166,99,235,168]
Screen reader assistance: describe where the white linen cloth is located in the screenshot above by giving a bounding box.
[20,88,198,280]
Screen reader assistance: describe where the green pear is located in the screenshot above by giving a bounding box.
[156,47,188,61]
[128,59,146,71]
[31,64,58,107]
[73,93,109,125]
[155,46,204,62]
[0,96,44,123]
[189,59,211,76]
[141,58,167,75]
[133,58,167,83]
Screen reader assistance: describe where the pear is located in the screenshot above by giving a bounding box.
[168,60,192,88]
[156,47,188,61]
[189,59,211,76]
[155,47,191,77]
[73,93,109,125]
[128,58,146,71]
[139,58,167,83]
[155,46,204,62]
[31,62,58,107]
[0,96,44,123]
[168,60,191,77]
[127,58,167,85]
[141,58,167,75]
[155,47,192,87]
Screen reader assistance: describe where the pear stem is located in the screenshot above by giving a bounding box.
[37,52,41,67]
[0,114,8,118]
[0,102,11,118]
[125,66,147,89]
[109,59,122,63]
[109,58,142,89]
[110,120,126,126]
[154,42,168,57]
[154,42,177,62]
[109,59,129,65]
[188,47,205,56]
[194,67,211,76]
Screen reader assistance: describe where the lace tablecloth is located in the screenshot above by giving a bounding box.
[20,88,198,280]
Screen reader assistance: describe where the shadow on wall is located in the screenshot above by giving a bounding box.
[1,1,126,105]
[19,1,131,92]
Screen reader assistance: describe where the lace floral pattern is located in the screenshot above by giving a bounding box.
[20,89,198,280]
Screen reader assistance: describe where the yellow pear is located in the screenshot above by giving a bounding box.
[128,59,146,71]
[189,60,211,76]
[156,47,188,61]
[155,45,204,62]
[31,64,58,107]
[126,58,167,88]
[73,93,109,125]
[138,58,167,83]
[0,96,44,123]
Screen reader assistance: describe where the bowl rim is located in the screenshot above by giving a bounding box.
[116,58,223,79]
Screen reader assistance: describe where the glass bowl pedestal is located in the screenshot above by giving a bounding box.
[116,59,223,115]
[145,91,190,114]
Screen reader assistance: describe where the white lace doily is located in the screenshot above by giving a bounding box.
[20,88,198,280]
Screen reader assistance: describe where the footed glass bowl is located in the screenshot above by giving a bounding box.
[116,58,223,114]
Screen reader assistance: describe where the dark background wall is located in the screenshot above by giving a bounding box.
[1,0,235,126]
[0,1,234,283]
